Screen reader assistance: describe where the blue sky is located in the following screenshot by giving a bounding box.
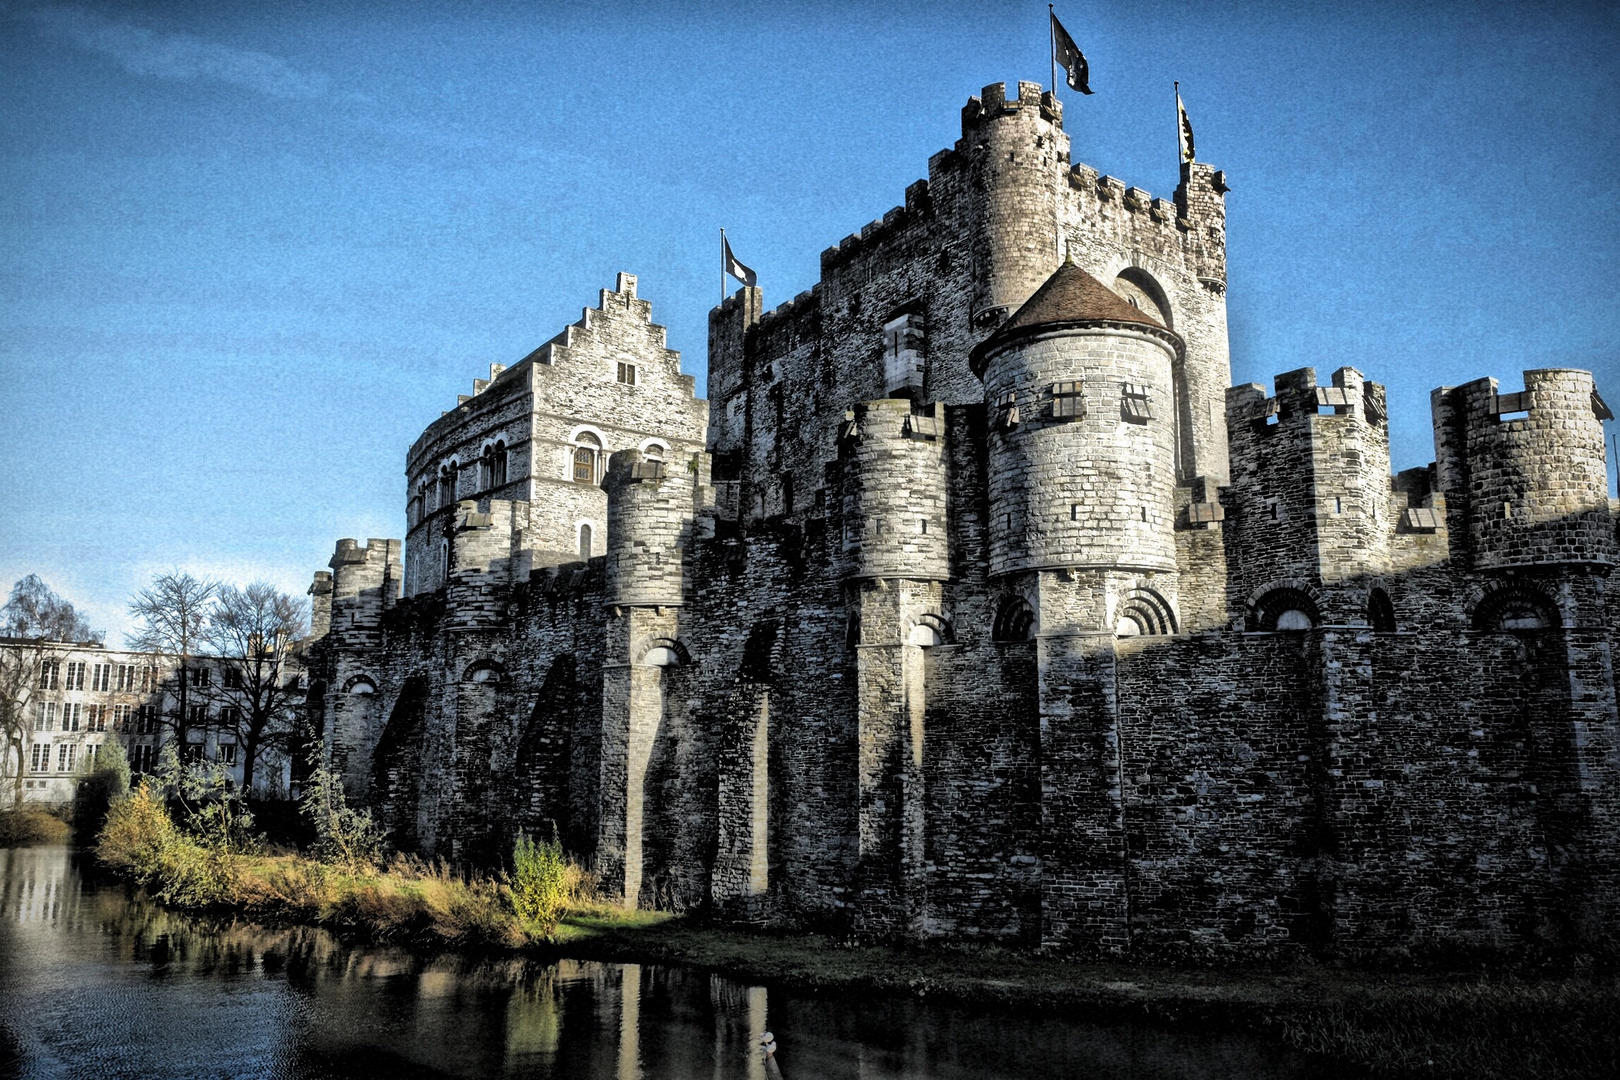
[2,0,1617,640]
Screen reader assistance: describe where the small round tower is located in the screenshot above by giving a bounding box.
[837,398,951,583]
[1435,368,1616,571]
[970,260,1183,581]
[603,449,693,606]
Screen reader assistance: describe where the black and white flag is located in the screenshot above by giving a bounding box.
[723,233,757,288]
[1051,11,1093,95]
[1177,85,1196,164]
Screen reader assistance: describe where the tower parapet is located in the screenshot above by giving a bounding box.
[603,449,708,606]
[1225,366,1393,625]
[326,538,401,644]
[836,398,951,582]
[1433,368,1616,570]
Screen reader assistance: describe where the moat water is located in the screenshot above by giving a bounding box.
[0,847,1341,1079]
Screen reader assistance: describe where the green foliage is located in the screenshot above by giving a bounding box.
[95,780,237,906]
[510,831,572,936]
[154,744,262,856]
[300,763,386,870]
[0,807,71,846]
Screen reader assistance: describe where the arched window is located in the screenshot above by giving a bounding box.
[993,598,1037,642]
[1251,588,1320,632]
[572,433,602,484]
[439,461,458,508]
[1473,585,1559,633]
[480,441,508,489]
[1116,589,1177,638]
[579,523,593,559]
[439,539,450,586]
[643,441,666,462]
[464,659,505,684]
[1368,588,1397,633]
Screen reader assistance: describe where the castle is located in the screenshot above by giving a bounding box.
[305,81,1620,955]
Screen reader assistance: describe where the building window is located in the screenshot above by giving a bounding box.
[882,312,927,394]
[113,704,132,730]
[116,665,135,691]
[140,666,158,692]
[439,461,458,508]
[996,391,1020,429]
[617,362,637,385]
[30,744,49,773]
[130,743,157,774]
[65,661,85,691]
[61,703,80,732]
[56,744,75,773]
[220,706,241,726]
[38,659,59,689]
[224,667,243,689]
[85,744,100,767]
[1049,381,1085,420]
[218,743,237,766]
[481,441,509,489]
[1122,383,1153,422]
[190,666,210,687]
[579,523,593,559]
[136,705,158,734]
[572,432,602,484]
[183,738,206,764]
[643,442,666,462]
[189,705,207,726]
[87,705,107,732]
[91,663,111,692]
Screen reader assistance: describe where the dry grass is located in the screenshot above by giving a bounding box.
[0,807,72,846]
[96,785,595,948]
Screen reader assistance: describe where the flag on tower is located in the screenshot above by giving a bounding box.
[1176,84,1196,164]
[1050,10,1093,95]
[722,232,757,288]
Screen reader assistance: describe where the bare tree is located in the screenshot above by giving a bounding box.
[2,574,101,644]
[0,576,102,807]
[204,583,309,794]
[126,572,217,750]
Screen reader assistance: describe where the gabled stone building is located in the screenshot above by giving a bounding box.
[306,81,1620,955]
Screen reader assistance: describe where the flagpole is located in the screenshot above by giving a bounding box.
[1174,81,1179,165]
[1049,5,1057,99]
[720,228,726,305]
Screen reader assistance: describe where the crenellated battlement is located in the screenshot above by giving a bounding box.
[959,80,1062,135]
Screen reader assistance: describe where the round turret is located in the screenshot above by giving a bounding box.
[1439,369,1616,570]
[604,449,693,605]
[837,399,950,582]
[971,260,1183,578]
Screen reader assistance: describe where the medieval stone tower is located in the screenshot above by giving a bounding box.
[305,77,1620,958]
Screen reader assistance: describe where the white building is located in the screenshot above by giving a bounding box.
[1,637,304,805]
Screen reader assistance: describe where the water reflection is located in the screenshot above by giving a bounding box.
[0,847,1334,1079]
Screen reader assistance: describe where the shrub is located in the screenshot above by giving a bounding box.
[301,763,386,870]
[511,832,572,936]
[96,780,238,906]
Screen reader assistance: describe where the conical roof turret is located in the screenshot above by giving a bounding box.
[969,259,1182,377]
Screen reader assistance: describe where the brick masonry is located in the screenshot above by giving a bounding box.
[304,83,1620,957]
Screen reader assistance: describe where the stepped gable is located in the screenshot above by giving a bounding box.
[970,258,1178,376]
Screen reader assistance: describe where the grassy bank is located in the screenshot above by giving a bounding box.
[91,774,1616,1080]
[0,807,71,846]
